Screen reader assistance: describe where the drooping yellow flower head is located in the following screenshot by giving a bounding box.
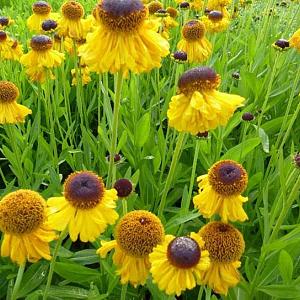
[167,67,245,134]
[177,20,212,63]
[207,0,232,7]
[149,233,210,296]
[79,0,169,76]
[0,16,13,30]
[193,160,248,222]
[198,222,245,295]
[0,81,31,124]
[290,28,300,52]
[190,0,204,11]
[0,31,23,61]
[201,10,230,33]
[98,210,164,287]
[47,171,118,242]
[20,35,65,83]
[57,1,92,40]
[0,190,57,265]
[27,1,58,33]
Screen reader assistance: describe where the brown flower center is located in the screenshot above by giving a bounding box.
[32,1,51,15]
[116,210,164,257]
[166,7,178,18]
[0,190,46,235]
[199,222,245,263]
[178,66,221,94]
[64,171,105,209]
[0,16,9,27]
[62,1,84,20]
[148,1,163,14]
[208,160,248,196]
[208,10,223,21]
[182,20,205,41]
[96,0,147,32]
[30,35,53,51]
[167,237,201,268]
[0,30,7,41]
[0,81,19,103]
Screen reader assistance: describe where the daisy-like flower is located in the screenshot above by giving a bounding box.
[79,0,169,76]
[177,20,212,63]
[0,31,23,61]
[149,233,210,296]
[272,38,290,51]
[57,1,92,40]
[193,160,248,222]
[198,221,245,295]
[71,65,91,86]
[167,67,245,134]
[190,0,204,11]
[207,0,232,7]
[0,16,13,30]
[98,210,164,287]
[0,190,57,265]
[27,1,58,33]
[20,35,64,83]
[201,10,230,33]
[0,81,31,124]
[289,28,300,52]
[47,171,118,242]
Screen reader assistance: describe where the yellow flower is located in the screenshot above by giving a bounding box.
[27,1,59,33]
[177,20,212,63]
[0,81,31,124]
[71,65,91,86]
[0,190,57,265]
[98,210,164,287]
[201,10,230,33]
[149,233,210,296]
[290,28,300,52]
[193,160,248,222]
[167,67,245,134]
[190,0,204,11]
[198,221,245,295]
[79,0,169,76]
[207,0,232,7]
[0,31,23,61]
[0,16,13,30]
[47,171,118,242]
[57,1,92,40]
[20,35,65,83]
[147,1,163,15]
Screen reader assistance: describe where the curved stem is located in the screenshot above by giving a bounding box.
[43,227,68,300]
[158,132,186,219]
[11,263,25,300]
[107,72,123,188]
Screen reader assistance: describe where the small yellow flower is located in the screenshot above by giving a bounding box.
[167,67,245,134]
[0,190,57,265]
[79,0,169,76]
[98,210,164,287]
[177,20,212,63]
[207,0,232,7]
[0,81,31,124]
[149,233,210,296]
[57,1,92,40]
[201,10,230,33]
[0,31,23,61]
[47,171,119,242]
[27,1,59,33]
[0,16,13,30]
[20,35,65,83]
[198,221,245,295]
[71,65,91,86]
[290,28,300,52]
[193,160,248,222]
[190,0,204,11]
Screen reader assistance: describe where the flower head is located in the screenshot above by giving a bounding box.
[272,38,290,51]
[167,67,245,134]
[193,160,248,222]
[47,171,118,242]
[0,81,31,124]
[198,221,245,294]
[0,190,57,265]
[98,210,164,286]
[290,28,300,52]
[114,178,133,198]
[201,10,230,33]
[79,0,169,75]
[149,233,210,295]
[41,19,58,32]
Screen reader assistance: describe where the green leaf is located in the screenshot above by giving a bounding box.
[135,113,150,148]
[54,262,100,283]
[258,284,300,298]
[279,250,293,283]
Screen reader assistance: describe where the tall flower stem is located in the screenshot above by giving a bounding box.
[11,263,25,300]
[120,283,127,300]
[43,227,68,300]
[107,72,123,188]
[158,132,186,219]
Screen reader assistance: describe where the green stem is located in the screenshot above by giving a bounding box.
[11,263,25,300]
[120,283,127,300]
[122,199,128,216]
[158,132,186,219]
[43,227,68,300]
[107,72,123,188]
